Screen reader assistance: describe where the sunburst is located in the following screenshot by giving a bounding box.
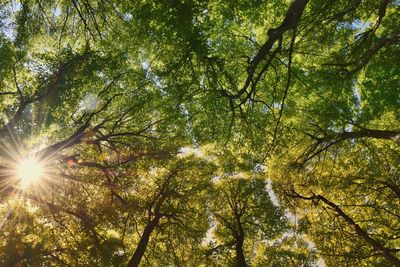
[17,158,44,188]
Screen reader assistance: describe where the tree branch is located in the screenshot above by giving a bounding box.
[289,190,400,266]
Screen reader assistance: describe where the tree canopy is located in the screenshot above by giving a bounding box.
[0,0,399,266]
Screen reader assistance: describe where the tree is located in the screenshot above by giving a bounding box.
[0,0,399,266]
[206,174,316,266]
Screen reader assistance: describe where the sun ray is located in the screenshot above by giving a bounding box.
[17,158,44,188]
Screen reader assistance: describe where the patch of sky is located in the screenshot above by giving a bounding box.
[249,26,257,44]
[97,71,105,78]
[263,178,325,266]
[23,56,52,76]
[261,105,269,114]
[180,104,194,135]
[202,215,217,244]
[141,60,166,93]
[53,7,61,17]
[338,19,366,30]
[351,79,361,113]
[178,146,204,158]
[338,19,372,40]
[206,38,213,48]
[114,248,125,257]
[273,102,284,109]
[0,1,21,41]
[345,123,353,133]
[123,13,132,22]
[141,61,150,73]
[79,93,99,112]
[265,179,279,207]
[345,79,362,135]
[199,74,206,87]
[351,19,371,32]
[180,104,189,117]
[254,163,266,172]
[211,175,220,183]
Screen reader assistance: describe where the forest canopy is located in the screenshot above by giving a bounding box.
[0,0,399,266]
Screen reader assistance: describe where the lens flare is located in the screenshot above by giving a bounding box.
[17,158,44,188]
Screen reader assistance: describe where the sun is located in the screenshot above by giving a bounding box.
[17,158,44,188]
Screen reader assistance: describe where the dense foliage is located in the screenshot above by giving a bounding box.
[0,0,399,266]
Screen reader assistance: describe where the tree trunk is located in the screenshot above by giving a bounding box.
[235,235,247,267]
[234,216,247,267]
[337,129,400,141]
[126,216,160,267]
[382,181,400,199]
